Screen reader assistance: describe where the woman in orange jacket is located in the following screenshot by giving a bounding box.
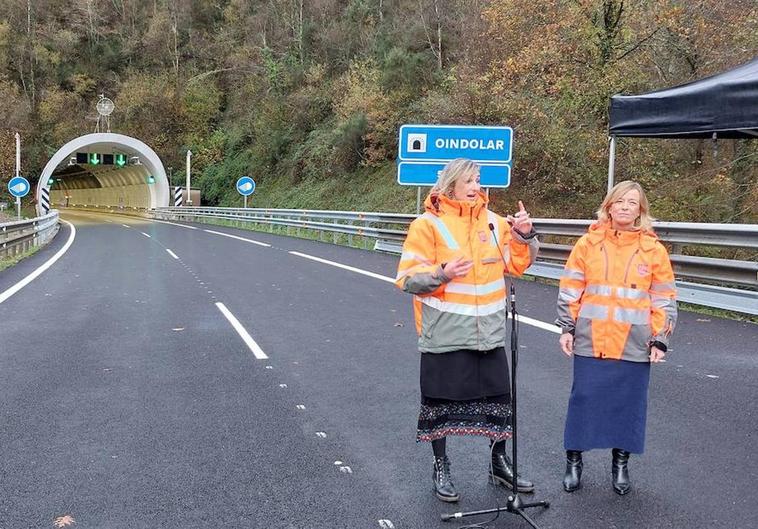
[556,180,677,495]
[396,158,539,502]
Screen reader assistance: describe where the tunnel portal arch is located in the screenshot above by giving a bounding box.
[35,133,170,215]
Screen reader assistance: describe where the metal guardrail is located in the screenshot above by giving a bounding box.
[153,206,757,315]
[0,211,60,259]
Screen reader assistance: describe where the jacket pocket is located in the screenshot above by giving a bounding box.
[422,305,444,339]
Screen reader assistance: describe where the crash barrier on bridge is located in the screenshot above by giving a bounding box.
[153,207,757,315]
[0,211,60,260]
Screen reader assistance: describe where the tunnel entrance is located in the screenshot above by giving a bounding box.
[35,133,170,216]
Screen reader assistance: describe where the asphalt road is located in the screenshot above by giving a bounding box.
[1,210,756,529]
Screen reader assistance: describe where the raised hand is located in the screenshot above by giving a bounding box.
[506,200,533,234]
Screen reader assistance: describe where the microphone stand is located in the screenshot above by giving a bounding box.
[442,226,549,527]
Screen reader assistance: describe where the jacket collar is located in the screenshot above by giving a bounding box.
[424,191,488,219]
[587,222,659,251]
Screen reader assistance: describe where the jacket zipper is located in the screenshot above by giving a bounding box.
[468,208,480,348]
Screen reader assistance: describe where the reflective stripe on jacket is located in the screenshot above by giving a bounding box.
[556,222,677,362]
[396,191,539,353]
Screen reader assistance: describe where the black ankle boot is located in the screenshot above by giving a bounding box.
[433,455,460,502]
[563,450,583,492]
[611,448,631,495]
[490,452,535,493]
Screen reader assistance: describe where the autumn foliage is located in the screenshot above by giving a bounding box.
[0,1,755,222]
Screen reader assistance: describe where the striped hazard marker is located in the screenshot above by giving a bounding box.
[174,186,183,207]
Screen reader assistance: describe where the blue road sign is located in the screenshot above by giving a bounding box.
[397,124,513,187]
[236,176,256,196]
[398,162,511,187]
[8,176,30,198]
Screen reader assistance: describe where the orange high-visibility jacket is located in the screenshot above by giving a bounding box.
[395,192,539,353]
[556,223,677,362]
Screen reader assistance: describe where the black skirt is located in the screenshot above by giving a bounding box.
[417,347,513,442]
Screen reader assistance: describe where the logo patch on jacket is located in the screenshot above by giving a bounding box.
[478,231,488,242]
[637,264,650,276]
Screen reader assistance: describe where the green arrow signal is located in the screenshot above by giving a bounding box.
[89,153,100,165]
[115,154,127,167]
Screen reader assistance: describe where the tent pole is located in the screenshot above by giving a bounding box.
[607,135,617,194]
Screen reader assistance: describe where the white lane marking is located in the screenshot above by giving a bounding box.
[316,432,327,438]
[289,251,562,334]
[0,220,76,305]
[141,232,151,238]
[214,302,269,360]
[378,520,395,529]
[152,219,199,230]
[517,314,561,334]
[289,251,395,283]
[165,249,179,260]
[122,224,131,228]
[204,229,271,247]
[105,219,113,223]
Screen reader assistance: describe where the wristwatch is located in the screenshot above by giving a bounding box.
[649,340,667,352]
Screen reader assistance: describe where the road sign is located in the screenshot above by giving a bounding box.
[397,124,513,187]
[8,176,30,197]
[236,176,255,196]
[398,162,511,187]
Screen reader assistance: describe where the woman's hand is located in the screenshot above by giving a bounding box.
[650,345,666,363]
[507,200,533,234]
[442,256,474,279]
[559,333,574,357]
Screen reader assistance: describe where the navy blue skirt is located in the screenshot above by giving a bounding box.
[564,355,650,454]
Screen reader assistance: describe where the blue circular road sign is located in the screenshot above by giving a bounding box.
[236,176,256,196]
[8,176,30,198]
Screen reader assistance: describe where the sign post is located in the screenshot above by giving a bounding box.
[186,150,193,205]
[236,176,255,208]
[397,125,514,190]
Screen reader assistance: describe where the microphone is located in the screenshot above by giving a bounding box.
[488,222,507,265]
[489,222,516,309]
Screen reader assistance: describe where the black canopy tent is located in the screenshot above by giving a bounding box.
[605,57,758,192]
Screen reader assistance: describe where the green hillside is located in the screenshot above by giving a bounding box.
[0,1,755,223]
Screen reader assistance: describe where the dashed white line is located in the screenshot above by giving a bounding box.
[122,224,131,228]
[165,249,179,260]
[141,232,151,238]
[215,302,269,360]
[289,251,395,283]
[0,220,76,305]
[203,229,271,247]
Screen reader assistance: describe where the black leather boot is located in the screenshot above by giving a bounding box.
[433,455,460,502]
[563,450,583,492]
[611,448,631,495]
[490,452,535,493]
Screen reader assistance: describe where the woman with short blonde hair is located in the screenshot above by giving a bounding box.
[396,158,540,502]
[556,180,677,496]
[596,180,655,231]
